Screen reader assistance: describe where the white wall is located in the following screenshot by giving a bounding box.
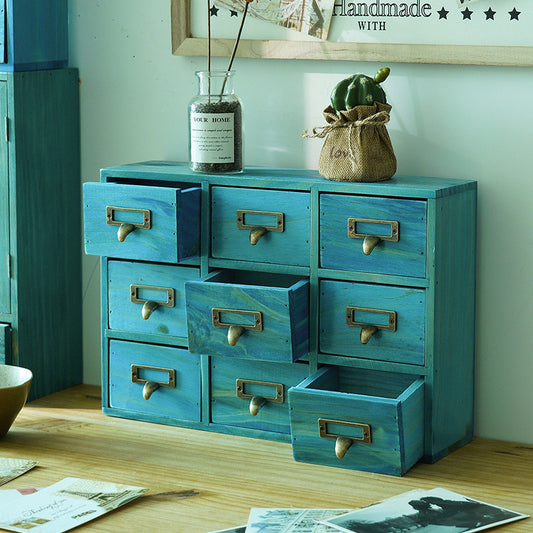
[70,0,533,444]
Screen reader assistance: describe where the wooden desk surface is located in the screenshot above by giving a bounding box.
[1,385,531,532]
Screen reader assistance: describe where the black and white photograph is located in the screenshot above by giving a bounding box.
[320,488,528,533]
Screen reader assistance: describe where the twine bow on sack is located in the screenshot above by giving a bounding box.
[302,103,397,182]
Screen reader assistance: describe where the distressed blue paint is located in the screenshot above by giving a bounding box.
[289,366,424,476]
[211,186,311,266]
[109,340,202,422]
[85,162,476,475]
[320,194,427,277]
[108,261,200,338]
[186,270,309,362]
[84,182,200,263]
[3,69,81,400]
[320,280,426,365]
[1,0,68,71]
[211,357,309,435]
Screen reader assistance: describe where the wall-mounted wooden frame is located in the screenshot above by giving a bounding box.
[171,0,533,67]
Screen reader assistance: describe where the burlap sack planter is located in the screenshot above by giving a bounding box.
[305,102,396,183]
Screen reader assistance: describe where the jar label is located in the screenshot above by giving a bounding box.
[190,112,235,163]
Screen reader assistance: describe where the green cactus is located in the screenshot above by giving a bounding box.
[330,67,390,112]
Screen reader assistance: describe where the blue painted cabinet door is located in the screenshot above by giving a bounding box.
[0,81,9,313]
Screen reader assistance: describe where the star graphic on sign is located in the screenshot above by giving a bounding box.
[209,5,219,16]
[484,8,496,20]
[509,7,520,20]
[230,10,238,16]
[438,7,449,19]
[461,7,473,19]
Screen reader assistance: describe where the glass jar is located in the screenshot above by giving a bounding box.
[188,70,243,174]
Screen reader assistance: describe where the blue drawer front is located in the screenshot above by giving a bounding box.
[320,280,425,365]
[211,186,311,266]
[186,270,309,362]
[84,182,200,263]
[211,357,309,435]
[289,367,425,476]
[1,1,68,71]
[109,340,201,422]
[108,260,200,338]
[320,194,427,278]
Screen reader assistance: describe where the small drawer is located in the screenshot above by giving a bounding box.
[289,366,424,476]
[108,260,200,338]
[109,340,201,422]
[320,280,425,365]
[186,270,309,362]
[211,186,311,266]
[320,194,427,278]
[211,357,309,436]
[83,182,200,262]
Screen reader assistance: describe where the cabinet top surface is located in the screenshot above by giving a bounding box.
[100,161,477,198]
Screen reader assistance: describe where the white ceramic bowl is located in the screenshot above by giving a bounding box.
[0,365,33,438]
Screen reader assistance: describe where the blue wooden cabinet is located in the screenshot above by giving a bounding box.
[0,69,82,400]
[84,162,476,476]
[0,0,68,71]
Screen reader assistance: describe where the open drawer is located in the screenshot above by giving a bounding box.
[289,366,424,476]
[83,182,200,263]
[186,270,309,362]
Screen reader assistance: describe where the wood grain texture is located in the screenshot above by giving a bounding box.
[320,194,427,278]
[84,182,200,263]
[108,340,201,423]
[3,385,531,532]
[186,270,309,363]
[7,69,81,400]
[211,357,309,436]
[108,260,200,338]
[2,0,68,71]
[211,186,311,267]
[170,0,533,66]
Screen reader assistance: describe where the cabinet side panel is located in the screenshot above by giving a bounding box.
[12,69,81,399]
[428,188,477,459]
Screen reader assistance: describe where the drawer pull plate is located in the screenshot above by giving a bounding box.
[212,308,263,346]
[236,379,284,415]
[131,365,176,400]
[347,217,399,255]
[346,306,397,344]
[131,285,176,320]
[236,209,284,245]
[318,418,372,459]
[107,206,152,242]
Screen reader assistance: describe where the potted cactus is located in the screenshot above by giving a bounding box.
[304,67,396,183]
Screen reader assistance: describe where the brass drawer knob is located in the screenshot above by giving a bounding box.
[142,381,160,400]
[249,227,268,245]
[348,217,399,256]
[106,206,152,242]
[319,418,372,460]
[335,436,354,459]
[228,325,246,346]
[212,308,263,346]
[362,235,382,255]
[249,395,267,416]
[117,223,137,242]
[142,301,159,320]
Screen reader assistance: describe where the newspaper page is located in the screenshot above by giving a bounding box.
[0,477,148,533]
[0,458,38,486]
[214,0,336,40]
[320,488,529,533]
[246,508,352,533]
